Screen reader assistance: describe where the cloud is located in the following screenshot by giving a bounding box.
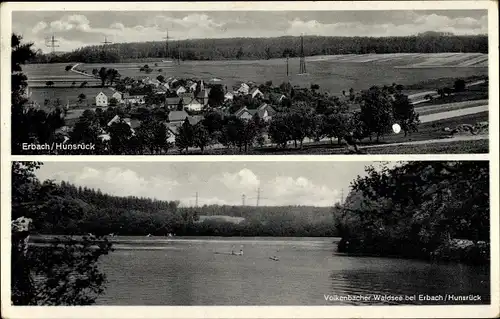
[286,13,487,37]
[32,21,47,34]
[110,22,125,30]
[220,169,260,192]
[266,176,339,206]
[47,14,91,33]
[49,166,179,201]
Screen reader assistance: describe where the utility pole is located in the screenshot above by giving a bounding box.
[195,192,199,207]
[45,34,59,55]
[286,55,289,77]
[163,30,169,57]
[101,36,112,52]
[242,194,246,206]
[341,188,344,204]
[256,188,261,207]
[299,34,307,74]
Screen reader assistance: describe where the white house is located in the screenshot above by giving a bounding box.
[235,107,253,121]
[95,92,108,107]
[249,87,264,99]
[184,98,204,111]
[236,83,250,95]
[176,86,187,96]
[124,94,145,105]
[224,92,234,101]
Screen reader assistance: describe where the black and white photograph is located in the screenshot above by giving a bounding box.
[10,161,490,306]
[10,8,490,155]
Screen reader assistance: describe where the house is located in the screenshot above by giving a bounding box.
[224,92,234,101]
[249,103,275,122]
[107,115,140,135]
[95,92,108,107]
[249,87,264,99]
[123,94,145,105]
[165,97,182,110]
[111,91,123,104]
[168,110,189,124]
[184,98,203,111]
[234,107,253,121]
[176,86,187,96]
[161,82,170,90]
[236,83,250,95]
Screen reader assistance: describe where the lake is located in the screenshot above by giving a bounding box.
[95,237,490,305]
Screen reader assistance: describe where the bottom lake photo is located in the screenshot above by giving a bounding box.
[10,160,490,306]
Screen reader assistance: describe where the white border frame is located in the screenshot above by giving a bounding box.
[1,1,499,318]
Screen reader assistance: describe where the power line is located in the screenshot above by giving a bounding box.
[45,34,59,54]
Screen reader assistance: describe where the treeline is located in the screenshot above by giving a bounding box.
[33,32,488,63]
[12,163,337,237]
[336,161,490,264]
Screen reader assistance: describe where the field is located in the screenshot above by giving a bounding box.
[24,53,488,95]
[28,87,114,109]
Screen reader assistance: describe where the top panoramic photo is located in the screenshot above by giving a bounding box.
[10,9,490,155]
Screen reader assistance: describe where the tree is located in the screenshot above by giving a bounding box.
[80,81,88,88]
[392,92,420,136]
[45,81,54,87]
[192,123,211,153]
[265,47,272,60]
[109,97,118,107]
[310,84,320,91]
[268,113,291,148]
[157,75,165,83]
[236,47,244,59]
[78,93,86,104]
[98,67,107,87]
[71,81,76,88]
[92,68,99,77]
[337,161,489,263]
[109,121,134,154]
[359,86,394,142]
[208,84,224,107]
[70,109,101,148]
[176,118,194,153]
[137,116,170,154]
[454,79,466,92]
[12,34,64,154]
[11,162,113,305]
[106,68,120,86]
[65,65,72,71]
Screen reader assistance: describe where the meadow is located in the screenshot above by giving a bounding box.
[24,53,488,94]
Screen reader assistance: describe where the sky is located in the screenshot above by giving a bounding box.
[12,10,488,52]
[34,161,391,207]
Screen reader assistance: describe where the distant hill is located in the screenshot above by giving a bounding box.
[31,33,488,64]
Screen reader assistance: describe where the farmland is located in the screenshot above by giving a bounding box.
[24,53,487,94]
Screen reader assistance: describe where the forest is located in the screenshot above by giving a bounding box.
[11,162,337,237]
[32,32,488,63]
[335,161,490,265]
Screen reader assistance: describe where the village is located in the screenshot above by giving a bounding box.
[27,67,301,150]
